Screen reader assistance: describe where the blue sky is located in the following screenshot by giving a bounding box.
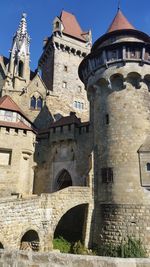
[0,0,150,70]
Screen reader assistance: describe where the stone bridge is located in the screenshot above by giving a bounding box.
[0,186,93,251]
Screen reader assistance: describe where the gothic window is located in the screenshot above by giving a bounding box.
[146,163,150,172]
[30,96,36,109]
[18,60,24,77]
[101,168,113,183]
[57,170,72,190]
[37,96,43,110]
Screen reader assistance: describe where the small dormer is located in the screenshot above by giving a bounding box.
[53,17,64,35]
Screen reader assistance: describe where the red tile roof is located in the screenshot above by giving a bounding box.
[107,9,135,33]
[0,95,36,132]
[0,121,33,131]
[60,11,86,42]
[0,95,25,115]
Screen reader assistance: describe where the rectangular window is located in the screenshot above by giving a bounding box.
[0,149,12,166]
[101,168,113,183]
[62,81,67,88]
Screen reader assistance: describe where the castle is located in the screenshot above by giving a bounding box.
[0,7,150,254]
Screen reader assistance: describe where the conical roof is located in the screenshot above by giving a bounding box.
[107,9,135,33]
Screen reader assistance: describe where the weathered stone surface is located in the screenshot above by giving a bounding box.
[0,251,150,267]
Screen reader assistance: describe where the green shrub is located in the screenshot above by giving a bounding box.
[98,237,147,258]
[70,241,89,255]
[53,236,71,253]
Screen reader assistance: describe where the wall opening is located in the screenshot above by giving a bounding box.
[54,204,88,244]
[20,230,39,251]
[18,60,24,77]
[56,169,72,190]
[0,242,4,249]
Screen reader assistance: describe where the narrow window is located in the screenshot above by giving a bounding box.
[18,60,24,77]
[130,48,136,58]
[111,50,117,60]
[101,168,113,183]
[62,81,67,88]
[30,96,36,109]
[37,96,43,110]
[146,163,150,171]
[55,21,60,29]
[64,65,68,72]
[106,114,109,125]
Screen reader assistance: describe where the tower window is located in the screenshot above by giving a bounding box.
[146,163,150,171]
[37,96,43,110]
[111,50,117,60]
[55,21,60,29]
[30,96,36,109]
[105,114,109,125]
[101,168,113,183]
[18,60,24,77]
[74,101,84,110]
[64,65,68,72]
[62,81,67,88]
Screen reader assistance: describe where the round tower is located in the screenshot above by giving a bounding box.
[79,9,150,253]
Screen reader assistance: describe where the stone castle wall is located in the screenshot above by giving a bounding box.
[0,250,149,267]
[0,127,35,197]
[0,187,92,251]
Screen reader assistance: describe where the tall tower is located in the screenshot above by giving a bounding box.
[5,13,30,91]
[39,11,91,121]
[79,9,150,253]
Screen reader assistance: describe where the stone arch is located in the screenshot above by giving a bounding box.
[110,73,124,91]
[55,169,72,191]
[53,204,88,244]
[20,229,40,251]
[144,74,150,91]
[127,72,141,89]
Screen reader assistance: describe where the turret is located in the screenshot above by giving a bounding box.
[6,13,30,90]
[79,8,150,254]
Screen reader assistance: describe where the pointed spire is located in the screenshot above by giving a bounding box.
[107,9,135,33]
[12,13,30,56]
[17,13,28,38]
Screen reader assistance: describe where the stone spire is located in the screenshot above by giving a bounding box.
[12,13,30,56]
[6,13,31,90]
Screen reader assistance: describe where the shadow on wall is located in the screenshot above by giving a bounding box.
[33,104,54,130]
[54,204,88,243]
[20,230,40,252]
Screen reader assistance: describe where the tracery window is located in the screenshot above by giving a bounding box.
[30,95,43,110]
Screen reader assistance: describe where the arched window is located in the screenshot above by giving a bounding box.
[30,96,36,109]
[37,96,43,110]
[57,170,72,190]
[18,60,24,77]
[20,230,39,251]
[55,21,60,29]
